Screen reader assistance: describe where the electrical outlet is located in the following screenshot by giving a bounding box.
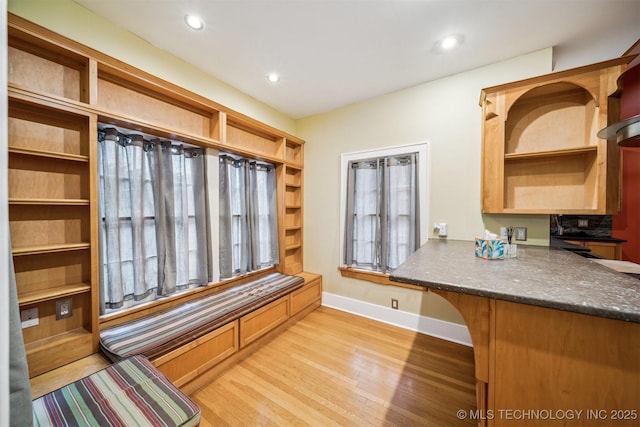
[391,299,398,310]
[515,227,527,241]
[500,227,508,239]
[578,219,589,228]
[56,298,73,320]
[21,307,39,329]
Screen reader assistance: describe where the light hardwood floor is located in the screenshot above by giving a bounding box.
[191,306,476,426]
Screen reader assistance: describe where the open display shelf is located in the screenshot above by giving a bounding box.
[480,58,631,214]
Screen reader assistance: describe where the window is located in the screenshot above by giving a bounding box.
[219,155,279,279]
[97,127,209,313]
[340,143,429,275]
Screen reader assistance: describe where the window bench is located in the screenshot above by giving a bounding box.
[100,272,322,392]
[32,355,201,427]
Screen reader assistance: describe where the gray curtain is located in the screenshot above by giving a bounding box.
[9,238,33,426]
[98,128,208,313]
[344,153,419,273]
[219,155,279,278]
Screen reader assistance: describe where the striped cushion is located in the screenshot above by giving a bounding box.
[32,355,200,427]
[100,272,304,361]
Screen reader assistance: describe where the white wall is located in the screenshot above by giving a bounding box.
[297,49,553,324]
[7,0,296,135]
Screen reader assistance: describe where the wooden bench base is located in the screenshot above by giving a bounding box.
[155,272,322,391]
[30,273,322,399]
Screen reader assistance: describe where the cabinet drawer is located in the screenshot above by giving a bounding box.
[291,278,322,316]
[239,296,289,348]
[154,320,238,387]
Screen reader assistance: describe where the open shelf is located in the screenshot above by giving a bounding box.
[225,120,284,160]
[504,146,597,161]
[8,25,90,103]
[9,198,90,206]
[24,328,94,377]
[481,58,626,214]
[285,139,303,166]
[12,242,91,257]
[18,283,91,307]
[503,150,598,211]
[9,146,89,162]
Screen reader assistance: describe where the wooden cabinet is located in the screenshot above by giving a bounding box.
[480,58,632,214]
[7,13,306,376]
[434,290,639,427]
[564,239,623,260]
[290,274,322,316]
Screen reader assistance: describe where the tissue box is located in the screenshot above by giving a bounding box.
[475,238,504,260]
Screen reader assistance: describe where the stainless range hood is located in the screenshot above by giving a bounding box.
[598,47,640,147]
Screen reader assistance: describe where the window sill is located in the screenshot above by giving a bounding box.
[338,267,424,291]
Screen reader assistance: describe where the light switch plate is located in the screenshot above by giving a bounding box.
[21,307,39,329]
[515,227,527,241]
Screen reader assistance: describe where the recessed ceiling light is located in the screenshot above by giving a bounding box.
[440,36,458,50]
[185,14,204,31]
[267,73,280,83]
[434,34,464,53]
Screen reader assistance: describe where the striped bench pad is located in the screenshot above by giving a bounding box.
[100,272,304,361]
[32,355,200,427]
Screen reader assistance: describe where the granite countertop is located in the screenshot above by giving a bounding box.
[551,234,627,243]
[390,240,640,323]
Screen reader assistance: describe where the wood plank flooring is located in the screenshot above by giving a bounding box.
[191,306,476,426]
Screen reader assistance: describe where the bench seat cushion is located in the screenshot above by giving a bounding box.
[100,272,304,361]
[32,355,200,427]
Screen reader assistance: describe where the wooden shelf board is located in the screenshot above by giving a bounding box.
[285,161,303,169]
[285,205,302,209]
[285,182,302,188]
[285,244,302,251]
[501,208,601,215]
[13,242,91,256]
[8,146,89,162]
[25,328,93,354]
[9,198,90,206]
[19,283,91,307]
[25,328,94,377]
[504,146,597,160]
[285,226,302,232]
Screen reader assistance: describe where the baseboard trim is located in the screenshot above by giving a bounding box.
[322,292,472,347]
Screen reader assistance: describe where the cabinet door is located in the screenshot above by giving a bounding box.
[586,242,621,260]
[492,300,640,426]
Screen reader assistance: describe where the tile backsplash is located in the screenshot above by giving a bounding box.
[550,215,612,237]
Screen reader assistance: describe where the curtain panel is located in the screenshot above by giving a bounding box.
[98,127,208,313]
[343,153,419,273]
[219,155,279,279]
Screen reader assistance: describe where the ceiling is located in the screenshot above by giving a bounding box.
[73,0,640,119]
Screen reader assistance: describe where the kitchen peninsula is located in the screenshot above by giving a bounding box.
[391,240,640,426]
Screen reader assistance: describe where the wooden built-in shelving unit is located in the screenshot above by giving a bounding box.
[7,13,306,377]
[480,58,631,214]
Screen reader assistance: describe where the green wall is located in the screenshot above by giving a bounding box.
[297,49,553,323]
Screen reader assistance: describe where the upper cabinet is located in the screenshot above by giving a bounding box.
[480,57,632,214]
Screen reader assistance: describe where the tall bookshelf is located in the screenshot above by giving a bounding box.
[7,13,305,376]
